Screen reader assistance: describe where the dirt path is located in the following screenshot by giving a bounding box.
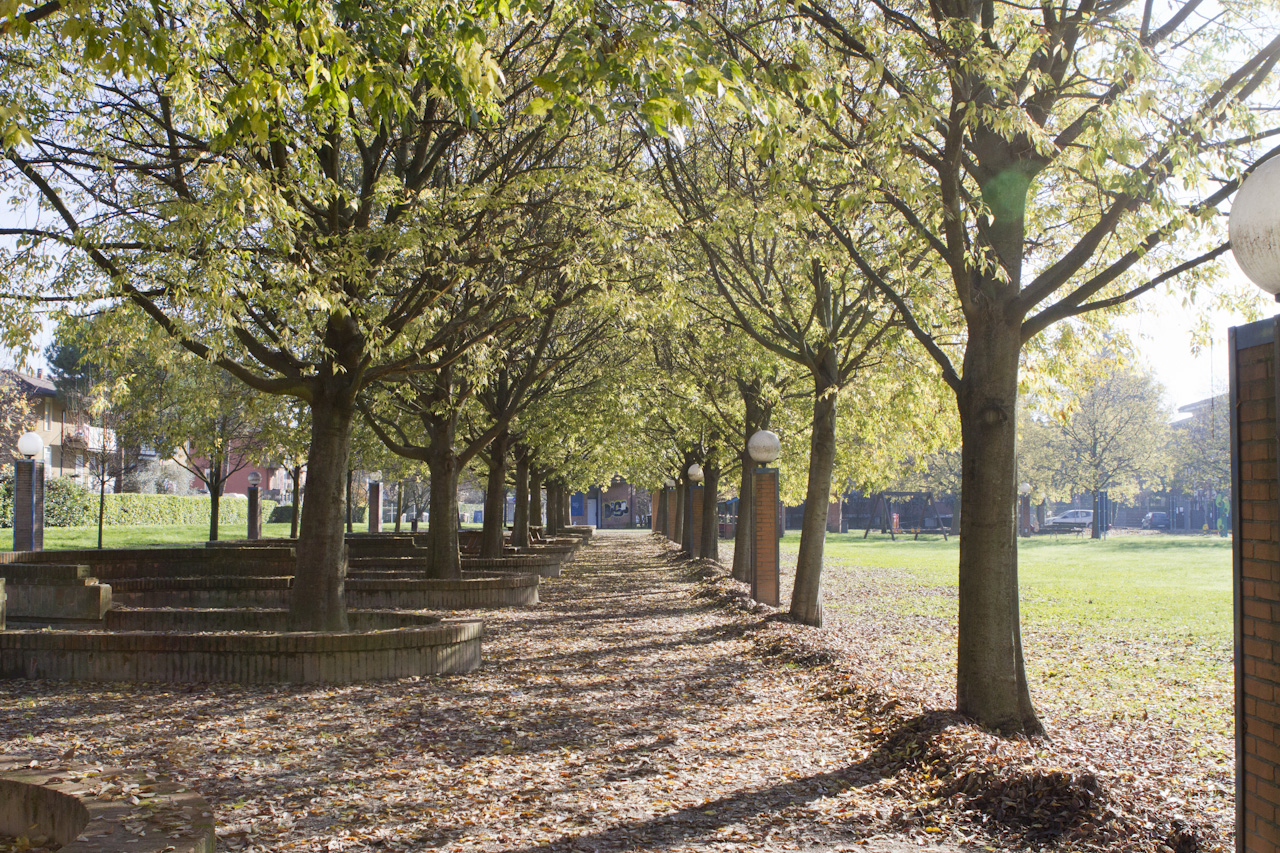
[0,530,958,853]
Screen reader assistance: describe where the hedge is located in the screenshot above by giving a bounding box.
[100,493,278,527]
[0,475,277,528]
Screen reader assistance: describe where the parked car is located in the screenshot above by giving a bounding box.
[1141,511,1170,530]
[1046,509,1093,531]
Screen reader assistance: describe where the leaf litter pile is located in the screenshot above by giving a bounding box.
[0,531,1229,852]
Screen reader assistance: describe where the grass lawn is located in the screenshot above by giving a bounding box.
[4,522,300,550]
[766,530,1234,750]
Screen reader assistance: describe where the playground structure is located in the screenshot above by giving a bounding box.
[863,491,950,541]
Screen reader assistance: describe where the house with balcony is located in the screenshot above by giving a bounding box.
[12,369,119,486]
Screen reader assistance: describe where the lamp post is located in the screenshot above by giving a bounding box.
[685,463,704,555]
[1019,482,1033,537]
[747,430,782,606]
[14,431,44,552]
[246,470,262,540]
[368,473,383,533]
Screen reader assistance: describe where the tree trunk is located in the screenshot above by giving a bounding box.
[954,313,1042,734]
[97,474,106,550]
[393,480,402,533]
[529,468,543,531]
[561,485,572,527]
[425,418,461,580]
[289,387,354,632]
[345,467,354,533]
[208,457,222,543]
[732,462,753,582]
[546,480,562,534]
[512,446,530,549]
[1091,490,1101,539]
[699,461,720,561]
[290,464,302,539]
[481,427,510,557]
[673,477,685,546]
[790,362,839,627]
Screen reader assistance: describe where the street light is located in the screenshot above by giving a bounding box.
[1230,156,1280,297]
[748,430,782,465]
[17,432,43,459]
[367,472,383,534]
[687,463,704,483]
[684,463,706,554]
[246,470,262,540]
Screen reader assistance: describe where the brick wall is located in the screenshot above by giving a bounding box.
[1234,318,1280,853]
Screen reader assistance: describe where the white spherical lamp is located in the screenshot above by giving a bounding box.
[687,463,704,483]
[16,432,43,460]
[747,430,781,464]
[1019,482,1032,496]
[1231,156,1280,298]
[664,478,675,489]
[246,471,262,487]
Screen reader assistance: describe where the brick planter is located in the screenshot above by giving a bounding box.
[462,555,563,578]
[0,547,295,580]
[0,619,483,682]
[0,759,216,852]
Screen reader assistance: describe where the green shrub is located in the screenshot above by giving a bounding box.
[99,493,277,527]
[46,477,94,527]
[268,504,294,524]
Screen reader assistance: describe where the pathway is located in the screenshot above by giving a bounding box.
[0,530,958,853]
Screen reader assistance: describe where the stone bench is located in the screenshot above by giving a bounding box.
[0,564,111,626]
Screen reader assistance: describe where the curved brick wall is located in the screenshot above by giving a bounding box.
[0,619,483,683]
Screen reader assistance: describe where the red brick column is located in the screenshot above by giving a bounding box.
[665,489,678,543]
[827,499,842,533]
[651,491,660,533]
[1233,317,1280,853]
[752,468,779,607]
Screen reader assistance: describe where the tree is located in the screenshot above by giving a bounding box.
[652,115,904,626]
[1025,363,1169,535]
[1,0,730,629]
[761,0,1280,732]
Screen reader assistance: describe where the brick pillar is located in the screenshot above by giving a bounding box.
[13,459,43,552]
[368,482,382,533]
[1233,317,1280,853]
[752,467,779,606]
[827,498,843,533]
[651,491,660,532]
[689,485,704,555]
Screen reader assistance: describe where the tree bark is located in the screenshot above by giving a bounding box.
[394,479,403,533]
[954,311,1043,734]
[673,477,685,547]
[425,416,462,580]
[345,467,354,533]
[208,456,222,543]
[480,426,510,557]
[290,463,302,539]
[97,474,106,550]
[561,484,572,527]
[732,464,753,581]
[545,480,561,534]
[790,359,839,627]
[699,461,720,561]
[512,445,530,549]
[529,467,543,532]
[289,386,354,632]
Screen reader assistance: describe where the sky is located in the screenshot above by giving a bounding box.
[1123,254,1275,413]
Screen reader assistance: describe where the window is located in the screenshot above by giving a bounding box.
[43,446,51,466]
[43,399,50,431]
[75,454,83,474]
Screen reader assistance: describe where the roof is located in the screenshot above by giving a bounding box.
[9,370,57,397]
